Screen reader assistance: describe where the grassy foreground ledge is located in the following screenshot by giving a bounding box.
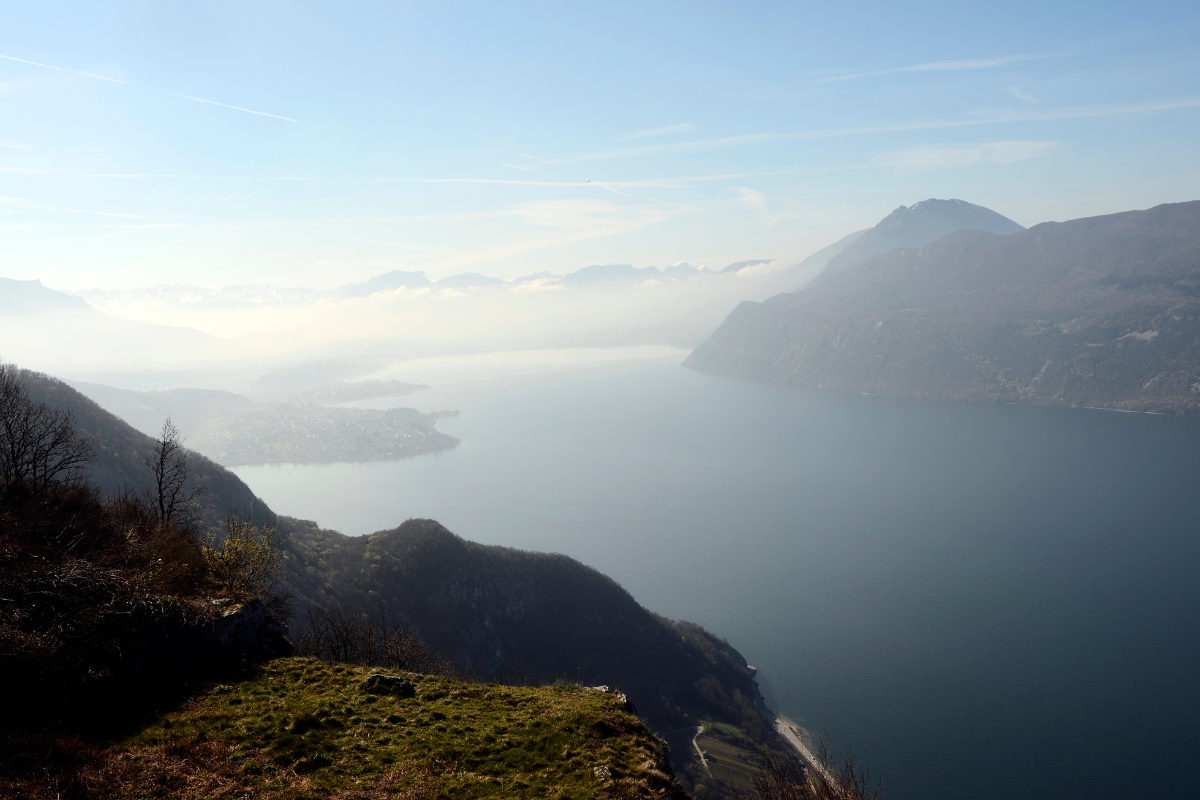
[102,657,688,799]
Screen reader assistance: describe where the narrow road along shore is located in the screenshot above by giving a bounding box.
[774,716,836,786]
[692,724,711,777]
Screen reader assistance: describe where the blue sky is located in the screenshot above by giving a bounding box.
[2,0,1198,289]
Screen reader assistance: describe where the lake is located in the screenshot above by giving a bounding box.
[234,361,1200,800]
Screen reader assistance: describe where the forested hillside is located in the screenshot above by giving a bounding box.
[21,370,272,530]
[18,366,784,796]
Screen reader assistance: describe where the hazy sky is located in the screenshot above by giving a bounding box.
[2,1,1198,290]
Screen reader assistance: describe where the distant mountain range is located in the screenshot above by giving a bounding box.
[686,200,1200,414]
[0,277,221,376]
[71,261,726,307]
[0,277,92,314]
[2,257,802,379]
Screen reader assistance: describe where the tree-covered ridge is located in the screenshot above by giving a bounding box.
[274,517,780,796]
[19,369,273,532]
[10,364,790,797]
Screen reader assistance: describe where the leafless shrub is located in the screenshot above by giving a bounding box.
[0,362,95,494]
[737,734,883,800]
[295,600,459,677]
[2,482,210,724]
[1,733,441,800]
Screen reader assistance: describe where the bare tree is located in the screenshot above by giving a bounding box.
[0,362,95,493]
[295,600,456,676]
[143,417,203,528]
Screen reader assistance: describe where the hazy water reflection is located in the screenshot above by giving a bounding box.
[235,363,1200,800]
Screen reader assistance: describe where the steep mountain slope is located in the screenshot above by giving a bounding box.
[283,517,765,720]
[685,201,1200,413]
[20,369,271,529]
[279,516,774,795]
[732,230,869,300]
[23,365,780,795]
[68,381,255,439]
[788,229,867,275]
[809,198,1024,287]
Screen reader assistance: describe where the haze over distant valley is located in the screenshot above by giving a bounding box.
[4,4,1200,798]
[67,374,457,467]
[1,257,806,391]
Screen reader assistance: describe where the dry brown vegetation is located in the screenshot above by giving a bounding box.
[0,363,296,798]
[295,601,457,678]
[736,739,882,800]
[3,734,443,800]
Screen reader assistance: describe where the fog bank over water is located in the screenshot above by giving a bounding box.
[234,362,1200,800]
[357,345,689,390]
[4,260,806,388]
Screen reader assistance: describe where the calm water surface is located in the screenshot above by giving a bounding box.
[234,364,1200,800]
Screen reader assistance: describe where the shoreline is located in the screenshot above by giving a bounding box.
[773,713,836,786]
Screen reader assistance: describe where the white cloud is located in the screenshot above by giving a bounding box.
[0,195,149,218]
[0,53,126,83]
[735,187,785,227]
[76,173,310,180]
[371,177,591,187]
[1007,86,1037,103]
[513,198,665,231]
[735,187,767,212]
[154,90,298,122]
[817,52,1071,83]
[0,53,295,121]
[550,96,1200,164]
[728,260,781,277]
[409,198,691,274]
[369,171,796,192]
[512,278,564,293]
[874,140,1059,172]
[618,123,697,141]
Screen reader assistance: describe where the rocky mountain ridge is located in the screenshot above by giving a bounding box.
[685,201,1200,413]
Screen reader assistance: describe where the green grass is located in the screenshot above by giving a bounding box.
[120,657,682,799]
